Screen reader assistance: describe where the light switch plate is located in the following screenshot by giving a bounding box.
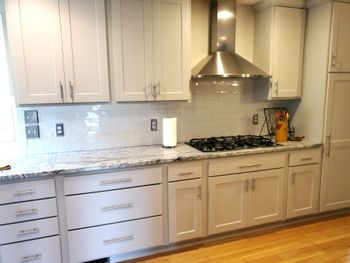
[25,125,40,139]
[24,110,39,124]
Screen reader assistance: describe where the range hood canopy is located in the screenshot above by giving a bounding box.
[192,0,270,79]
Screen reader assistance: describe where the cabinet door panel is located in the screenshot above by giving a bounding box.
[208,174,248,235]
[153,0,190,100]
[287,164,320,218]
[248,169,285,226]
[271,7,305,98]
[112,0,153,101]
[63,0,109,102]
[329,2,350,72]
[6,0,65,103]
[168,179,203,242]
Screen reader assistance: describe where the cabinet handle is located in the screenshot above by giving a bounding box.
[239,163,262,169]
[16,208,38,217]
[274,80,279,95]
[326,134,332,157]
[179,171,194,176]
[244,179,249,192]
[197,185,202,200]
[59,81,64,102]
[101,202,134,212]
[99,177,132,186]
[291,173,296,185]
[331,54,337,67]
[103,235,134,245]
[13,189,36,197]
[69,81,74,102]
[18,228,40,237]
[21,253,42,262]
[301,157,313,161]
[251,179,256,191]
[152,82,161,98]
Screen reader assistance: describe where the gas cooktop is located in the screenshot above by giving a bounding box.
[187,135,279,152]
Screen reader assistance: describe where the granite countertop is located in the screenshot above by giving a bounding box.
[0,141,322,183]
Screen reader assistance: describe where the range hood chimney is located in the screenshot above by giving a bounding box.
[192,0,270,79]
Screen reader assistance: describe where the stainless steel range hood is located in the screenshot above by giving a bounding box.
[192,0,270,79]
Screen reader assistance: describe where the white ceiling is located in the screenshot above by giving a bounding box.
[237,0,261,4]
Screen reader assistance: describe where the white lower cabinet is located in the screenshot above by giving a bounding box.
[168,179,203,243]
[68,216,163,263]
[0,236,61,263]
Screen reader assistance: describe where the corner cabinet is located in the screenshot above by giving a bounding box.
[254,6,306,99]
[5,0,110,104]
[111,0,190,102]
[329,2,350,72]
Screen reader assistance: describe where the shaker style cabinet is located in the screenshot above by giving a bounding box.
[254,6,306,99]
[329,2,350,72]
[320,74,350,212]
[5,0,109,104]
[111,0,190,101]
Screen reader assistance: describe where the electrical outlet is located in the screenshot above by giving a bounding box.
[253,114,259,125]
[56,123,64,136]
[25,125,40,139]
[151,119,157,131]
[24,110,39,124]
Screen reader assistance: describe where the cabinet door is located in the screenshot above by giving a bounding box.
[271,7,305,98]
[208,174,248,235]
[62,0,110,102]
[321,74,350,211]
[112,0,154,101]
[153,0,190,100]
[248,169,285,226]
[287,164,320,219]
[5,0,65,104]
[168,179,203,243]
[329,2,350,72]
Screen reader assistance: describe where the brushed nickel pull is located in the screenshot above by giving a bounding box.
[18,228,40,236]
[275,80,279,95]
[103,235,134,245]
[59,81,64,102]
[69,81,74,102]
[179,171,194,176]
[301,157,314,161]
[197,185,202,200]
[244,179,249,192]
[326,134,332,157]
[14,189,36,197]
[99,177,132,186]
[251,179,256,191]
[331,54,337,67]
[16,208,38,217]
[21,253,42,262]
[239,163,262,169]
[101,202,134,212]
[291,173,296,185]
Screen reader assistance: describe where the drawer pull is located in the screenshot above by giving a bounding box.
[103,235,134,245]
[244,179,249,192]
[101,202,134,212]
[291,173,296,185]
[179,171,194,176]
[239,163,262,169]
[21,253,42,262]
[16,208,38,217]
[251,179,256,191]
[301,157,313,161]
[99,177,132,186]
[18,228,40,236]
[14,189,36,197]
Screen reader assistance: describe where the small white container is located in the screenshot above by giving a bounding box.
[162,118,177,148]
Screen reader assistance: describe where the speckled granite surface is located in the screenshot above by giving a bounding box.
[0,141,322,183]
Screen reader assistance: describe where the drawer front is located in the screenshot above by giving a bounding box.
[0,179,55,205]
[209,153,287,176]
[168,161,202,182]
[0,236,61,263]
[68,216,163,263]
[289,148,322,166]
[66,185,162,230]
[0,217,59,245]
[64,167,162,195]
[0,198,57,225]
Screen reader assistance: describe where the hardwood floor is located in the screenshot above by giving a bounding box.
[132,215,350,263]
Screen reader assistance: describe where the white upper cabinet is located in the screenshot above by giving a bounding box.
[329,2,350,72]
[5,0,109,104]
[111,0,190,102]
[254,6,306,99]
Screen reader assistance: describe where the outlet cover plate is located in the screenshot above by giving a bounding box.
[151,119,157,131]
[56,123,64,136]
[25,125,40,139]
[24,110,39,124]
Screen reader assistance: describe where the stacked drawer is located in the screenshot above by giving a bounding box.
[0,179,61,263]
[64,167,164,263]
